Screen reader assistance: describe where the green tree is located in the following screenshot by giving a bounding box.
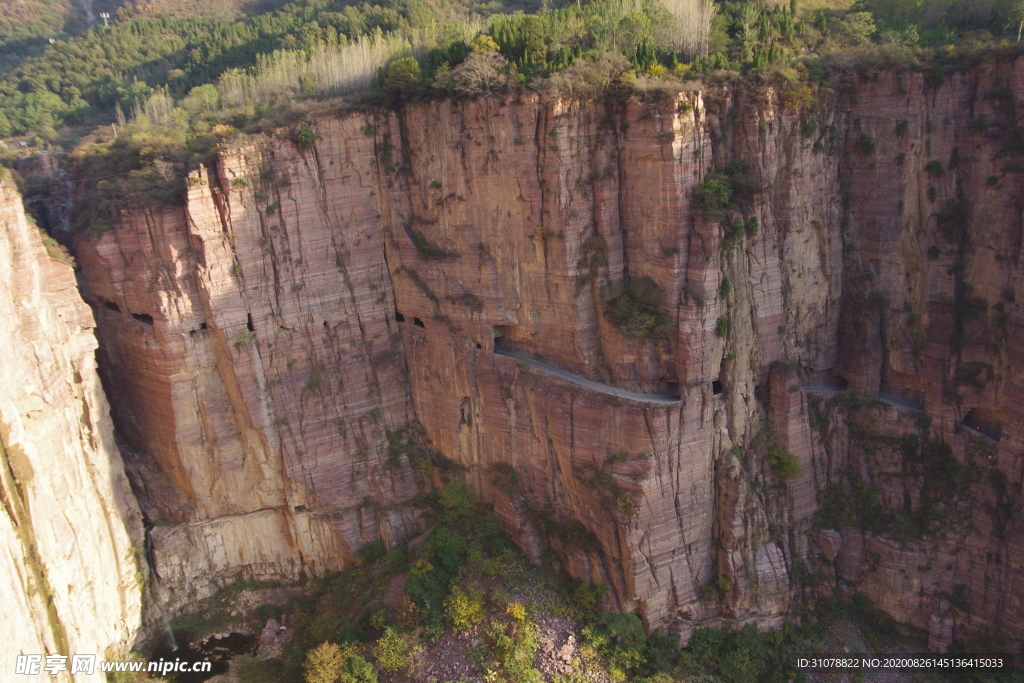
[470,34,500,52]
[340,654,377,683]
[304,642,344,683]
[605,277,671,340]
[180,84,220,112]
[382,57,421,100]
[444,586,485,630]
[374,627,413,672]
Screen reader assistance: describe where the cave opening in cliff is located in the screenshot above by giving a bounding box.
[963,409,1003,442]
[132,313,154,326]
[395,311,406,323]
[493,325,512,352]
[712,380,723,395]
[247,313,255,332]
[103,300,120,313]
[414,317,425,328]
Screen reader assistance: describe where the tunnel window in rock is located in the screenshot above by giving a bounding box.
[132,313,154,326]
[829,375,849,391]
[962,409,1002,443]
[493,325,513,352]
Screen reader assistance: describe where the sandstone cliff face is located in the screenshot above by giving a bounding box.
[820,57,1024,650]
[0,179,144,679]
[377,93,839,631]
[75,118,425,611]
[71,54,1024,647]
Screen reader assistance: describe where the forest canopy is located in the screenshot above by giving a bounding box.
[1,0,1023,140]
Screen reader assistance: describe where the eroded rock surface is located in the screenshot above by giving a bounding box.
[69,55,1024,647]
[0,180,144,679]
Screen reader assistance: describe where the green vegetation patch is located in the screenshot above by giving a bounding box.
[605,275,672,341]
[768,446,801,479]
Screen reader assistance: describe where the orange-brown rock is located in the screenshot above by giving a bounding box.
[75,119,426,611]
[68,54,1024,648]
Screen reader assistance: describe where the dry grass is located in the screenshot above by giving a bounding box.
[217,35,412,108]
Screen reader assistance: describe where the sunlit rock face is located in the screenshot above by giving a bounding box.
[73,55,1024,647]
[0,180,144,680]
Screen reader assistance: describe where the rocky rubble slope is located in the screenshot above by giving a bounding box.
[64,53,1024,649]
[0,177,144,679]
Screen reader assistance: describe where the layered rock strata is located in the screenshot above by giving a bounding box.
[0,178,144,680]
[74,119,425,610]
[72,54,1024,648]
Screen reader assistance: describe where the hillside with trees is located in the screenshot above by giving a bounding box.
[3,0,1024,169]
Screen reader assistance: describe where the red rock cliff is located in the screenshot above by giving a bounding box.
[72,55,1024,648]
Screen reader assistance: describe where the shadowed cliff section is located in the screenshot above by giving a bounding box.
[63,53,1024,651]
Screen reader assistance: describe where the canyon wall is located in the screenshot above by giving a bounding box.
[74,119,426,610]
[821,56,1024,649]
[0,177,143,680]
[70,53,1024,648]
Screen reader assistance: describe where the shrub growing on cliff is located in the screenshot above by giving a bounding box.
[695,171,733,217]
[605,276,671,340]
[296,122,318,149]
[37,229,76,268]
[745,215,759,237]
[768,446,801,479]
[924,159,944,177]
[854,134,876,154]
[410,229,454,260]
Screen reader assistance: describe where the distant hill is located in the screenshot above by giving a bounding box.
[0,1,123,72]
[0,0,290,74]
[117,0,291,22]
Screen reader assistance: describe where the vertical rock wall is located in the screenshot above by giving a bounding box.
[0,179,144,680]
[74,91,839,632]
[67,53,1024,647]
[376,91,841,632]
[75,117,425,611]
[819,56,1024,650]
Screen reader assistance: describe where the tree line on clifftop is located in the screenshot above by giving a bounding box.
[2,0,1024,143]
